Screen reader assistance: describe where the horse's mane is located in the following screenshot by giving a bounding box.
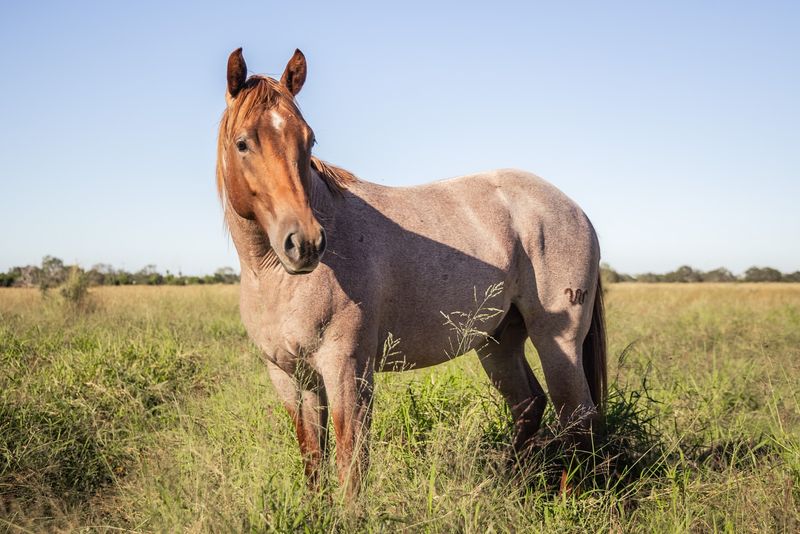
[216,76,357,202]
[309,156,358,193]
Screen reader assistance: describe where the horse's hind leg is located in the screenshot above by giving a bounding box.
[527,303,598,440]
[266,360,329,488]
[477,307,547,455]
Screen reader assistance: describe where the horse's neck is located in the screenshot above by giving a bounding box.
[224,170,335,278]
[224,208,278,275]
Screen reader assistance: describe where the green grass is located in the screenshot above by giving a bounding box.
[1,284,798,532]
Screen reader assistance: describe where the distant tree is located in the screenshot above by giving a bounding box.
[0,266,24,287]
[134,264,164,285]
[702,267,737,282]
[14,266,40,287]
[37,256,67,293]
[112,270,133,285]
[170,271,187,286]
[783,271,800,282]
[600,263,634,285]
[636,272,664,283]
[87,263,116,285]
[213,267,239,284]
[92,263,115,275]
[0,271,18,287]
[744,266,782,282]
[600,263,621,285]
[663,265,703,283]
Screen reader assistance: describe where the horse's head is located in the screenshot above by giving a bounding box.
[218,48,325,275]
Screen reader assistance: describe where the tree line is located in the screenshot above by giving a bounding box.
[601,264,800,284]
[0,256,240,288]
[1,257,797,289]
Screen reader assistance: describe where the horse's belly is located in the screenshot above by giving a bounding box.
[377,343,472,371]
[375,284,511,371]
[377,318,501,371]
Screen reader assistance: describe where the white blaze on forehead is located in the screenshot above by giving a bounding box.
[270,110,285,130]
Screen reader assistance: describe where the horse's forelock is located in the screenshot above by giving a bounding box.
[216,76,284,200]
[221,76,284,142]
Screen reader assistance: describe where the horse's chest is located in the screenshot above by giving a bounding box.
[239,291,328,371]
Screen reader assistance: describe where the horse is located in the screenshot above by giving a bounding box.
[216,47,607,496]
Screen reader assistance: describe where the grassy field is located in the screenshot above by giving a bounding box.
[1,284,798,532]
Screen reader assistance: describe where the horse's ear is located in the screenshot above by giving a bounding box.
[227,47,247,99]
[280,49,307,96]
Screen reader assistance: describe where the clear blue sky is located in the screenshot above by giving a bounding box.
[1,1,798,275]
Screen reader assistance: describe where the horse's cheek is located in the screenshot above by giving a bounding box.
[226,170,255,219]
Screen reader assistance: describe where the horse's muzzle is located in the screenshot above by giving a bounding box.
[282,227,326,274]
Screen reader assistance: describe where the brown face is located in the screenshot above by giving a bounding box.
[221,48,326,275]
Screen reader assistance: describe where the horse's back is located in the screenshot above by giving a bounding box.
[348,168,598,272]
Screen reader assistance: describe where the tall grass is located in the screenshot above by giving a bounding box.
[0,286,247,528]
[0,284,798,531]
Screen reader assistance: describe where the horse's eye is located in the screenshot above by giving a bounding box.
[235,140,248,152]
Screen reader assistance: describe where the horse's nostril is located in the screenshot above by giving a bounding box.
[284,232,298,257]
[317,229,327,254]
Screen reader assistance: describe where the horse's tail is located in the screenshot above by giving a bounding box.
[582,274,608,415]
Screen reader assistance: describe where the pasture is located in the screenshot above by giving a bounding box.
[1,284,798,532]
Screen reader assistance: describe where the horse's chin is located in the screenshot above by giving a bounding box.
[285,267,315,276]
[280,259,320,276]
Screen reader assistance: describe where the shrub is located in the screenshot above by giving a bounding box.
[59,266,91,308]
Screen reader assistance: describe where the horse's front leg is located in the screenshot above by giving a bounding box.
[317,346,375,499]
[266,360,328,489]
